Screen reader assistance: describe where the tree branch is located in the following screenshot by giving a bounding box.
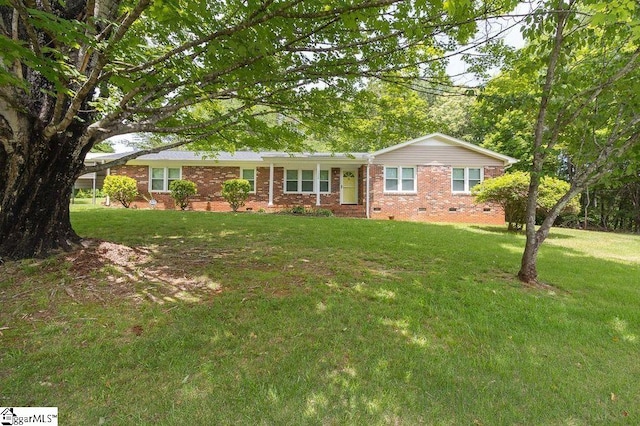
[10,8,24,81]
[9,0,43,58]
[44,0,152,140]
[547,47,640,152]
[82,114,270,174]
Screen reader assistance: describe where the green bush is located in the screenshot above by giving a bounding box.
[169,179,197,210]
[279,206,334,217]
[472,171,579,231]
[311,208,334,217]
[74,189,90,199]
[221,179,252,212]
[102,175,138,208]
[74,189,105,199]
[538,175,580,218]
[290,205,306,215]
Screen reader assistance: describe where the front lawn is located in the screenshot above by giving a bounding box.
[1,209,639,424]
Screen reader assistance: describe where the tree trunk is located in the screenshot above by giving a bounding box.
[517,4,570,285]
[518,232,542,283]
[0,121,86,260]
[518,170,542,284]
[518,182,584,285]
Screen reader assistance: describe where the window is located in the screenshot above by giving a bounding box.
[241,168,256,193]
[319,170,330,192]
[468,168,482,188]
[284,169,330,193]
[286,170,299,192]
[301,170,314,192]
[384,166,416,193]
[452,167,483,193]
[452,168,465,192]
[150,167,181,192]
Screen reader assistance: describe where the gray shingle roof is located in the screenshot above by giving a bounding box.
[93,150,370,162]
[94,150,264,162]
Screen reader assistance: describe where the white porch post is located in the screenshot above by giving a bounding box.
[105,167,111,206]
[366,160,371,219]
[316,162,321,206]
[92,171,97,205]
[268,163,274,206]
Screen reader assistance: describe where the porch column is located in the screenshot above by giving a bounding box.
[366,161,371,218]
[105,167,111,206]
[268,163,274,206]
[316,162,321,206]
[92,170,97,205]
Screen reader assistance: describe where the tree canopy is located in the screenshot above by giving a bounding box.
[1,0,512,157]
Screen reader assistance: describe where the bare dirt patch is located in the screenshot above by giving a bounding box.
[61,239,224,304]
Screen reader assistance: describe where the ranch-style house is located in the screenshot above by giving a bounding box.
[82,133,517,224]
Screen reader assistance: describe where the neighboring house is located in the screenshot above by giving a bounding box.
[95,133,517,224]
[75,152,110,192]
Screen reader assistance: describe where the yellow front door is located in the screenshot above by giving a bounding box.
[341,170,357,204]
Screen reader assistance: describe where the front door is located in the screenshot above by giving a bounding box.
[341,170,357,204]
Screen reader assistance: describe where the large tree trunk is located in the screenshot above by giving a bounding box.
[0,115,87,260]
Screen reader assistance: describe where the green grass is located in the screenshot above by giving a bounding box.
[1,209,639,425]
[69,197,107,210]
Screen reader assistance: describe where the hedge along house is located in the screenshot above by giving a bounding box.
[97,133,517,224]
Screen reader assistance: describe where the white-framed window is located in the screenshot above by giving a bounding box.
[319,169,330,193]
[452,167,483,193]
[301,170,314,192]
[241,168,256,193]
[384,166,416,193]
[150,167,181,192]
[286,169,300,192]
[284,169,330,193]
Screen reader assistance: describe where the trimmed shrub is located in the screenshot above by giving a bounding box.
[472,171,579,231]
[102,175,138,208]
[538,176,580,217]
[472,171,529,231]
[169,179,197,210]
[221,179,251,212]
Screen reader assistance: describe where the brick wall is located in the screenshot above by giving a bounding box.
[110,165,342,212]
[369,164,505,224]
[110,163,505,224]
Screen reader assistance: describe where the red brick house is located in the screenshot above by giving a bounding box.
[97,133,517,224]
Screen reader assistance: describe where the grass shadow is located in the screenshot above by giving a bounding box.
[469,225,517,234]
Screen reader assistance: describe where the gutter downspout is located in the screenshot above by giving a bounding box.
[366,157,372,219]
[316,162,321,206]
